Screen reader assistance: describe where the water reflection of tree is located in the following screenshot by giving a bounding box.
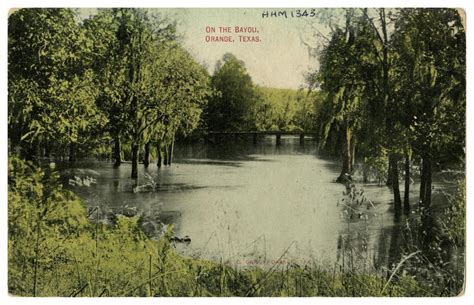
[174,137,317,162]
[336,211,410,276]
[371,203,464,294]
[387,209,403,266]
[336,229,371,273]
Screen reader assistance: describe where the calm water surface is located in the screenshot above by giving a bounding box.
[67,136,453,269]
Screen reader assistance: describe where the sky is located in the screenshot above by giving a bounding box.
[169,8,323,89]
[79,8,332,89]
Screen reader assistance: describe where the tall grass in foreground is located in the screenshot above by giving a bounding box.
[8,157,464,296]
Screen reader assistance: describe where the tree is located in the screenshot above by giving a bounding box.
[358,8,405,211]
[206,53,258,131]
[103,9,176,178]
[86,9,211,177]
[293,89,320,133]
[313,8,465,214]
[316,9,378,183]
[391,9,465,209]
[8,8,106,161]
[141,43,211,167]
[251,87,317,132]
[82,9,129,167]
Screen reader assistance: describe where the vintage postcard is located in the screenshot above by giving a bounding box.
[6,7,466,297]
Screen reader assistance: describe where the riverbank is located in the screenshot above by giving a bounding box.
[8,157,463,297]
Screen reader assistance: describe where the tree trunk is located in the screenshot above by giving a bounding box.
[168,135,175,166]
[420,162,433,247]
[336,123,353,183]
[157,141,162,167]
[386,160,392,186]
[163,145,168,166]
[143,142,150,168]
[419,154,432,208]
[419,153,434,248]
[419,160,426,206]
[114,136,121,167]
[350,135,356,172]
[131,143,139,179]
[389,153,402,212]
[167,145,172,166]
[403,153,410,211]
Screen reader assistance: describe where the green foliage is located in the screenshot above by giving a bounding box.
[82,9,211,173]
[312,8,465,207]
[8,9,106,155]
[8,156,88,295]
[390,186,465,296]
[391,8,465,161]
[9,8,211,164]
[314,9,381,152]
[205,60,320,133]
[206,53,259,131]
[439,178,465,248]
[145,43,211,142]
[253,87,318,132]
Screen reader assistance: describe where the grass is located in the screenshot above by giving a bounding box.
[8,218,436,297]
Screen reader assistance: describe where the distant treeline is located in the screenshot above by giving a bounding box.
[203,53,320,133]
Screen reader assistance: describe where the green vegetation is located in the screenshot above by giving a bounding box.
[7,8,465,297]
[8,9,106,161]
[311,8,465,211]
[205,53,258,131]
[253,87,319,132]
[205,53,320,133]
[9,8,211,177]
[307,10,466,295]
[9,157,455,297]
